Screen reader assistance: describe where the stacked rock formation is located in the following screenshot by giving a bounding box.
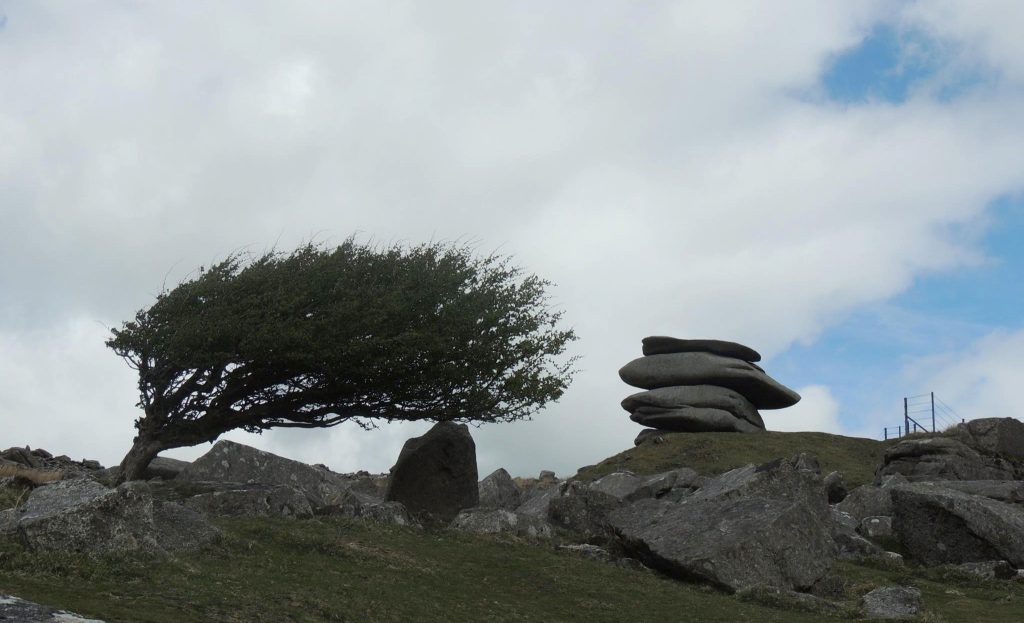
[619,337,801,434]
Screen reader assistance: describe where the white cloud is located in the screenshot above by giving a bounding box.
[763,385,844,434]
[2,2,1024,476]
[910,329,1024,428]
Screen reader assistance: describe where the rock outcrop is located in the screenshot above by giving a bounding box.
[5,479,219,554]
[450,508,551,538]
[619,337,800,435]
[607,455,834,592]
[182,483,314,519]
[385,421,479,524]
[178,440,351,506]
[477,468,521,511]
[0,594,106,623]
[890,482,1024,566]
[877,436,1019,482]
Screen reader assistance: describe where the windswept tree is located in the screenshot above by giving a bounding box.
[108,240,578,482]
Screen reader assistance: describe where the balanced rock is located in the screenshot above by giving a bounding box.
[630,407,763,433]
[622,385,764,429]
[385,421,479,524]
[642,336,761,362]
[619,352,800,409]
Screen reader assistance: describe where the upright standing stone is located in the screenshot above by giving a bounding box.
[386,421,479,524]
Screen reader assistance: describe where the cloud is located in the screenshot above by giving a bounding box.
[763,385,843,434]
[910,328,1024,427]
[2,2,1024,476]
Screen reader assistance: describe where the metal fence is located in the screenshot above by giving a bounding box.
[883,392,964,439]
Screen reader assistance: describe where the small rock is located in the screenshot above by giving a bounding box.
[184,483,313,519]
[823,471,848,504]
[955,560,1016,580]
[450,508,551,538]
[560,543,614,562]
[860,516,893,540]
[634,429,671,446]
[478,468,521,511]
[0,594,106,622]
[861,586,921,619]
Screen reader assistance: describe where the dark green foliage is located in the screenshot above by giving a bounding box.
[108,240,577,479]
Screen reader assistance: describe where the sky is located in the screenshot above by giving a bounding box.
[2,1,1024,478]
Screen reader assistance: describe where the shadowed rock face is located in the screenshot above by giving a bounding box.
[891,482,1024,567]
[641,337,762,362]
[619,352,800,409]
[607,455,834,592]
[385,421,479,524]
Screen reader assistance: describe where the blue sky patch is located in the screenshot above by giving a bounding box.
[823,23,943,104]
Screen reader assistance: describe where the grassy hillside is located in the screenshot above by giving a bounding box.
[0,518,828,623]
[573,431,896,487]
[2,517,1023,622]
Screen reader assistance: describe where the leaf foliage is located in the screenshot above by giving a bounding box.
[107,240,578,449]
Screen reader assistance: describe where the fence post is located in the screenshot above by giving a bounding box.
[904,397,909,436]
[931,391,935,432]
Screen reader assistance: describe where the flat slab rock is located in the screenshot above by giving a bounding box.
[618,352,800,409]
[0,594,105,623]
[622,385,764,429]
[629,406,764,433]
[641,337,761,362]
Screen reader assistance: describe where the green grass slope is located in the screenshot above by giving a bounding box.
[1,517,835,623]
[3,517,1023,622]
[573,431,896,487]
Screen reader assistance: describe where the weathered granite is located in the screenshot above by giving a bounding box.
[618,352,800,409]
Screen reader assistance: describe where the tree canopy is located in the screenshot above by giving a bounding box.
[108,240,578,482]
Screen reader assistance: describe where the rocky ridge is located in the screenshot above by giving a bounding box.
[3,416,1024,620]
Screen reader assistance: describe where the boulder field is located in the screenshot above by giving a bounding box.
[3,416,1024,620]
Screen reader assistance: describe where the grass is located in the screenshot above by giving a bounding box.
[0,465,63,511]
[572,431,896,487]
[2,517,1022,622]
[0,516,848,623]
[0,465,62,487]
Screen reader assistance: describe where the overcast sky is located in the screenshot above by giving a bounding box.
[2,1,1023,478]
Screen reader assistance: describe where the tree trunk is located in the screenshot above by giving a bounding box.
[115,435,165,484]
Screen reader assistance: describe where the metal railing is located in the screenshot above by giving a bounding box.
[883,392,964,439]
